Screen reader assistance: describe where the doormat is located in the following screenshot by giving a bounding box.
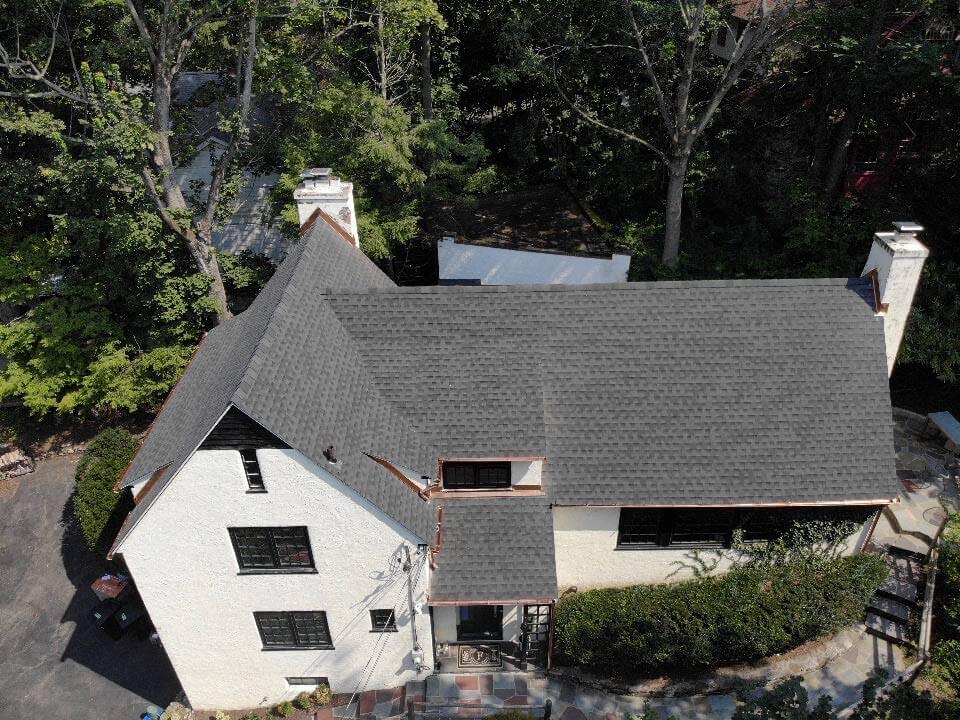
[458,644,502,668]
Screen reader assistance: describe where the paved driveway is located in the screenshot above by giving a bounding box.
[0,455,180,720]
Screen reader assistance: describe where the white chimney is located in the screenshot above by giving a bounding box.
[861,220,929,376]
[293,168,360,247]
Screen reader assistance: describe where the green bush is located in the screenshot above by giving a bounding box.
[294,691,312,710]
[274,701,294,717]
[938,515,960,632]
[73,427,139,549]
[555,554,887,677]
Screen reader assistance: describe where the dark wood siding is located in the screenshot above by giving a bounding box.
[200,406,289,450]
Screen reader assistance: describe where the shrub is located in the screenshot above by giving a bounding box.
[554,554,887,677]
[214,712,231,720]
[294,692,312,710]
[938,515,960,633]
[484,713,536,720]
[274,701,294,717]
[310,684,331,708]
[73,427,139,548]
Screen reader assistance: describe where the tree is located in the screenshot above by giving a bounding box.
[0,0,263,322]
[125,0,260,322]
[554,0,797,265]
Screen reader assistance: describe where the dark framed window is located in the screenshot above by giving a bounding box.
[239,448,265,491]
[287,676,329,687]
[617,508,663,547]
[229,527,315,572]
[254,611,333,650]
[616,507,876,550]
[442,462,511,490]
[370,608,398,632]
[457,605,503,641]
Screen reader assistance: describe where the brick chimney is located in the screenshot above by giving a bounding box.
[294,168,360,247]
[861,221,929,376]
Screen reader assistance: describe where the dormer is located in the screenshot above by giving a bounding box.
[434,457,544,497]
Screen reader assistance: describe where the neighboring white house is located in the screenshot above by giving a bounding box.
[437,237,630,285]
[109,172,926,710]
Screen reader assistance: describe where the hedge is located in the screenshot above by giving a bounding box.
[74,427,139,549]
[554,554,888,676]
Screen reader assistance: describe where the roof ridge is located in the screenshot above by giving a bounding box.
[319,276,868,296]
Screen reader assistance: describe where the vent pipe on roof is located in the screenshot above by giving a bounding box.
[294,168,360,248]
[861,220,929,376]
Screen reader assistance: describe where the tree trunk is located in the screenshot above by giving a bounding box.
[195,230,232,322]
[661,156,689,266]
[823,110,857,198]
[420,22,433,120]
[150,68,232,322]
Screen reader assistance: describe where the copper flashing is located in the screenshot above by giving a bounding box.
[864,268,889,314]
[363,453,431,500]
[299,206,356,246]
[552,498,897,508]
[429,489,545,499]
[427,597,556,607]
[134,463,172,504]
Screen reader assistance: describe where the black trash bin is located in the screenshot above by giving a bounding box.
[90,597,123,631]
[101,599,147,641]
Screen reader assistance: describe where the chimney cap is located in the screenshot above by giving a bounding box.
[892,220,924,233]
[302,167,332,179]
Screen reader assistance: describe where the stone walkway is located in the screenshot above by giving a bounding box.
[336,410,955,720]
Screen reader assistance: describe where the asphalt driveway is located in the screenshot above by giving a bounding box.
[0,454,180,720]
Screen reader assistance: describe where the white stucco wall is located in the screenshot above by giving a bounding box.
[510,461,542,487]
[861,228,929,374]
[438,238,630,286]
[118,449,433,710]
[553,506,876,591]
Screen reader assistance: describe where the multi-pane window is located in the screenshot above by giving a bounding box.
[254,611,333,649]
[442,462,511,490]
[370,609,397,632]
[239,448,265,490]
[229,527,314,571]
[287,676,329,687]
[616,507,876,549]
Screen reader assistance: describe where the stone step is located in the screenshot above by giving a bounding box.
[887,536,931,559]
[878,574,919,603]
[885,553,923,579]
[867,594,912,622]
[865,612,910,644]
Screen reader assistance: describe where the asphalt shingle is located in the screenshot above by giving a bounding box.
[112,218,899,603]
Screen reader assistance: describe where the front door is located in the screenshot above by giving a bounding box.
[520,604,551,669]
[457,605,503,642]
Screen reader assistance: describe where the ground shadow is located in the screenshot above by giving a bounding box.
[58,490,182,709]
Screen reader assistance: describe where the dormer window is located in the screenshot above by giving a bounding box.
[442,461,510,490]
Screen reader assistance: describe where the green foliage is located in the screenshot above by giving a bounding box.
[274,700,295,717]
[73,428,139,549]
[733,676,836,720]
[937,515,960,634]
[0,95,211,417]
[484,713,536,720]
[217,250,276,314]
[554,554,887,677]
[275,79,489,262]
[294,692,312,710]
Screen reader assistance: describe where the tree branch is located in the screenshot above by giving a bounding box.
[552,64,667,165]
[621,0,675,136]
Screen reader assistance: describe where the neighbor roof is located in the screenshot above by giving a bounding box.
[112,214,900,602]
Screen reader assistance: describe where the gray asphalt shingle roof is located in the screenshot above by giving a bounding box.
[113,216,899,603]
